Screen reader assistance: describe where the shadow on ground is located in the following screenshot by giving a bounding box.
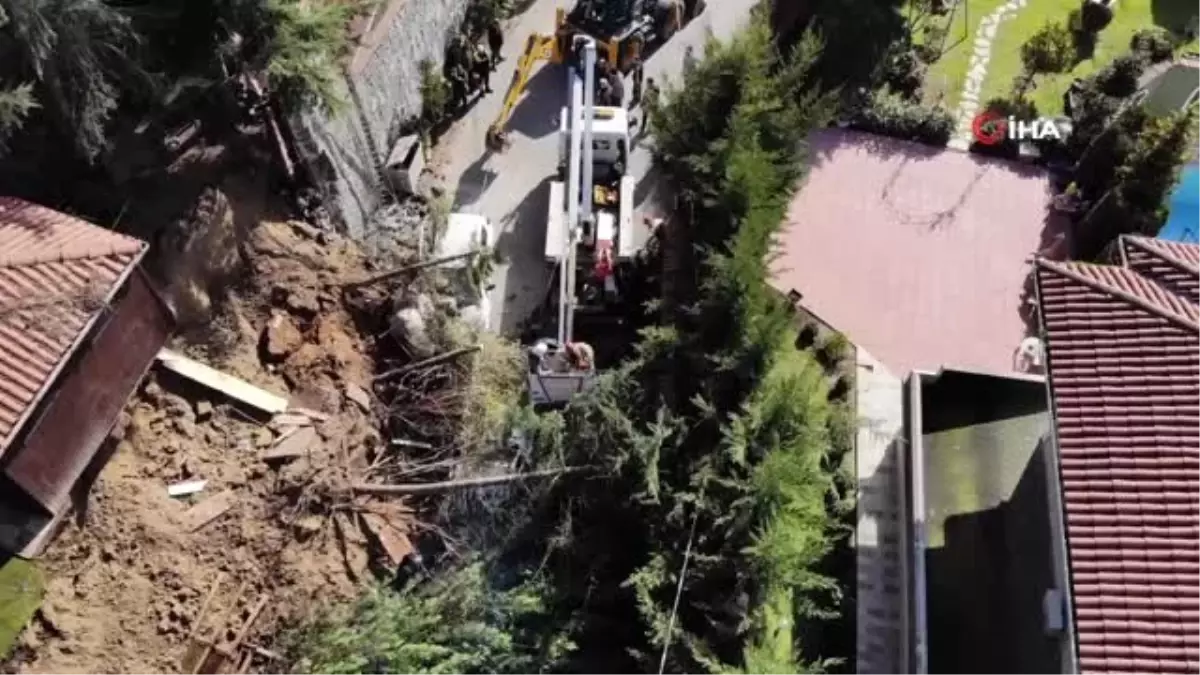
[1152,0,1198,35]
[453,147,502,208]
[497,176,554,334]
[505,64,565,141]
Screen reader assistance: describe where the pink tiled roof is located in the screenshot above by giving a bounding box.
[770,129,1066,376]
[0,198,147,455]
[1036,251,1200,674]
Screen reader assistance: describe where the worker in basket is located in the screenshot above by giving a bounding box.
[531,340,595,373]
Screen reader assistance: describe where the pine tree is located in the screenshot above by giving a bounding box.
[0,5,38,148]
[0,0,145,161]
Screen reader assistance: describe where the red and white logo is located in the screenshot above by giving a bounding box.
[971,112,1065,145]
[971,112,1008,145]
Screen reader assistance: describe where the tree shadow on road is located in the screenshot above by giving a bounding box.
[505,63,565,141]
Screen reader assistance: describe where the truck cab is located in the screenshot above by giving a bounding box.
[556,105,630,178]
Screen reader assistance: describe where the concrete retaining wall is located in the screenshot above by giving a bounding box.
[292,0,472,237]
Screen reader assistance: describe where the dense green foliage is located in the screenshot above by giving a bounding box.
[263,0,358,113]
[1129,27,1176,64]
[0,0,146,160]
[0,0,357,167]
[1021,21,1076,74]
[1063,46,1197,258]
[291,564,570,674]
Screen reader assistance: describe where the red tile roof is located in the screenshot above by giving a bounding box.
[0,198,147,456]
[770,129,1067,376]
[1119,235,1200,302]
[1036,249,1200,675]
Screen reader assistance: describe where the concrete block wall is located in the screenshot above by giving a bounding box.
[292,0,472,237]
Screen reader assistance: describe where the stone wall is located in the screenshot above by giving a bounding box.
[291,0,472,237]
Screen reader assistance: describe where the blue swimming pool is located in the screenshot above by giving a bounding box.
[1159,162,1199,244]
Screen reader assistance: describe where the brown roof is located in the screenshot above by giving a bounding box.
[1035,250,1200,674]
[770,129,1066,376]
[1119,235,1200,301]
[0,198,147,455]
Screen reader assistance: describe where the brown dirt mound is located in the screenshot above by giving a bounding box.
[12,220,413,674]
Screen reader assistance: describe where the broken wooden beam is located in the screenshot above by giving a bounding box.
[261,426,317,463]
[373,345,481,382]
[342,251,479,290]
[351,465,593,496]
[228,596,270,656]
[345,383,372,411]
[179,490,236,532]
[157,349,288,414]
[359,512,414,566]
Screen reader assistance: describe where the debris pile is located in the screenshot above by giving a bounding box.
[12,220,422,674]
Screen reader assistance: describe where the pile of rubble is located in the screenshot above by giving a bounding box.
[11,219,434,674]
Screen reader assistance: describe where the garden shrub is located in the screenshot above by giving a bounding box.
[881,45,925,99]
[1130,27,1176,64]
[1021,21,1076,73]
[917,23,947,63]
[1096,54,1146,97]
[849,92,954,146]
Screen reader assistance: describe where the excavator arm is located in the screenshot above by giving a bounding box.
[486,12,567,152]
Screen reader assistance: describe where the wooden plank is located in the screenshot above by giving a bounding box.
[157,349,288,414]
[269,413,314,429]
[187,573,224,641]
[261,426,318,462]
[287,406,330,421]
[345,383,372,411]
[360,512,414,566]
[179,491,237,532]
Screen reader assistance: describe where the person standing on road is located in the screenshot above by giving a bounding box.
[487,19,504,69]
[607,68,625,108]
[629,57,645,107]
[471,43,492,94]
[449,63,469,111]
[638,77,660,140]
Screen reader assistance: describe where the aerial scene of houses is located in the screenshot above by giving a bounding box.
[0,0,1196,672]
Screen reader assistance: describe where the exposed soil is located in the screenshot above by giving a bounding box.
[11,219,415,674]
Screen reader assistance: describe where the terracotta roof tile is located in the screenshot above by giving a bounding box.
[0,197,147,455]
[1036,243,1200,675]
[1120,236,1200,302]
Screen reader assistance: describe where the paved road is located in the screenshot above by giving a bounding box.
[433,0,753,335]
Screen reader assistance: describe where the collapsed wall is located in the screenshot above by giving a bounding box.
[290,0,472,237]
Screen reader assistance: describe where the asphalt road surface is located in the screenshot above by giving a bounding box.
[433,0,754,335]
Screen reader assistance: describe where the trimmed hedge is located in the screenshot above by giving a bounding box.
[848,93,954,146]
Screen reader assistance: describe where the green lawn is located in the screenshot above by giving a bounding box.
[916,0,1010,109]
[994,0,1197,115]
[0,556,44,658]
[917,0,1199,114]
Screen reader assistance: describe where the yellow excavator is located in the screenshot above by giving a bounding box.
[485,0,703,151]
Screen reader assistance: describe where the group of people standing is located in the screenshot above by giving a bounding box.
[445,16,506,113]
[593,56,660,139]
